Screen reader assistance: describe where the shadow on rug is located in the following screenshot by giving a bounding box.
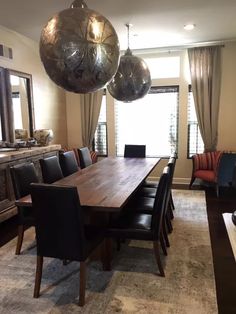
[0,190,217,313]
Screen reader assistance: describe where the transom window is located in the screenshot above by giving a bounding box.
[144,56,180,79]
[115,86,179,157]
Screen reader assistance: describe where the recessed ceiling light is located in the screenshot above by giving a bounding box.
[184,24,196,31]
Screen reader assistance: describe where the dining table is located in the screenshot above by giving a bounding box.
[15,156,161,213]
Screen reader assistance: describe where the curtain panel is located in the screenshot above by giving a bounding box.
[188,46,222,152]
[80,90,103,149]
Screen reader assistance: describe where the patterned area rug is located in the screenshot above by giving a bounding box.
[0,190,217,313]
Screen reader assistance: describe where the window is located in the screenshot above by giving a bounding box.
[115,86,179,157]
[144,56,180,79]
[93,90,107,156]
[187,85,204,157]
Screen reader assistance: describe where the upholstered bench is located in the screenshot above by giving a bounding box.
[189,151,223,196]
[190,151,236,196]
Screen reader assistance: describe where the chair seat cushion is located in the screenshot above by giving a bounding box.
[106,213,153,240]
[194,170,216,182]
[125,196,154,214]
[143,180,158,188]
[139,187,156,198]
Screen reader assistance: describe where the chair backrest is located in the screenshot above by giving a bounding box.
[78,147,92,169]
[217,153,236,186]
[124,144,146,158]
[10,162,39,199]
[59,151,79,177]
[151,166,170,239]
[232,163,236,188]
[30,183,86,261]
[192,151,222,171]
[168,156,176,187]
[39,156,64,183]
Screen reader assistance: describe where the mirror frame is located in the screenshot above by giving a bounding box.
[0,67,35,142]
[0,67,9,141]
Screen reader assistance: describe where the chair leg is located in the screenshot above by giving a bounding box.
[166,212,173,234]
[170,191,175,211]
[34,256,43,298]
[189,176,195,189]
[169,203,174,220]
[216,184,220,198]
[15,225,24,255]
[160,232,167,256]
[79,261,86,307]
[103,238,112,271]
[162,220,170,247]
[116,239,121,251]
[153,240,165,277]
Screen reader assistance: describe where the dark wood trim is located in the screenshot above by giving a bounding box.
[0,68,35,142]
[0,67,9,141]
[4,69,14,142]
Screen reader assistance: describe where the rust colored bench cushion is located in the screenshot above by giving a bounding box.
[192,151,223,182]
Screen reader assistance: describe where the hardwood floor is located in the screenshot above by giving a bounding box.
[0,186,236,313]
[205,187,236,314]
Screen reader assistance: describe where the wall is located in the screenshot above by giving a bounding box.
[218,41,236,151]
[66,42,236,184]
[0,25,68,146]
[66,92,83,149]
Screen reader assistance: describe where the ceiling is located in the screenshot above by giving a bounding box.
[1,0,236,51]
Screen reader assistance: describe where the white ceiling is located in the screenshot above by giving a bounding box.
[1,0,236,50]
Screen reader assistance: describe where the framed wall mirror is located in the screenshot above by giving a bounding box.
[0,68,35,142]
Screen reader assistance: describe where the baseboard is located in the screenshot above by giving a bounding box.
[147,176,190,186]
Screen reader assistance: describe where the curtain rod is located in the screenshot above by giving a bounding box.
[123,39,235,55]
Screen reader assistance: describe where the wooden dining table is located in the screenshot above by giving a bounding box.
[15,156,160,212]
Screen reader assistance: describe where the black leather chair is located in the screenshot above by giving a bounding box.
[10,162,39,255]
[136,157,176,235]
[124,144,146,158]
[39,156,64,183]
[78,147,93,169]
[144,152,177,190]
[59,151,79,177]
[141,156,177,213]
[105,167,170,277]
[30,183,105,306]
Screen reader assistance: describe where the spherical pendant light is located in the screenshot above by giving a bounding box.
[40,0,120,94]
[107,24,151,102]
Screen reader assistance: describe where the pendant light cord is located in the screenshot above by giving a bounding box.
[125,23,131,49]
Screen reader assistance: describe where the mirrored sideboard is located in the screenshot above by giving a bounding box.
[0,144,61,223]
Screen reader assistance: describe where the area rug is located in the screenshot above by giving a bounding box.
[0,190,217,313]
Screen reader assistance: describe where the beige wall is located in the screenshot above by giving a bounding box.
[218,42,236,151]
[66,92,83,149]
[0,25,67,146]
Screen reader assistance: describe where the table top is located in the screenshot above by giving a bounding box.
[15,156,160,212]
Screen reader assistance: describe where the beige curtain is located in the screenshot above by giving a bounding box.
[80,89,103,149]
[188,46,222,152]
